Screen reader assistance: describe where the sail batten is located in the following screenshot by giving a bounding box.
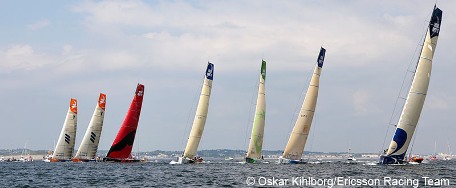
[183,63,214,160]
[380,6,442,165]
[281,47,326,162]
[246,60,267,162]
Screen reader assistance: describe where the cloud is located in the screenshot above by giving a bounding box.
[28,19,51,30]
[0,45,50,72]
[2,1,456,153]
[67,0,434,74]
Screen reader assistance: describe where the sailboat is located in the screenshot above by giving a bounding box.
[103,84,144,162]
[379,5,443,165]
[19,143,33,162]
[347,143,356,163]
[49,98,78,162]
[245,60,266,163]
[73,93,106,162]
[171,62,214,164]
[278,47,326,164]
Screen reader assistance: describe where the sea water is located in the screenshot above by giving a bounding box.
[1,159,454,187]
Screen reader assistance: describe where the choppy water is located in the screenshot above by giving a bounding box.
[1,159,455,187]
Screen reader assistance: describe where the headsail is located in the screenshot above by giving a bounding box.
[183,62,214,160]
[105,84,144,161]
[380,6,442,164]
[246,60,266,163]
[73,93,106,161]
[282,47,326,161]
[51,98,78,162]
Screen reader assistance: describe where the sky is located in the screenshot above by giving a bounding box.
[1,1,455,155]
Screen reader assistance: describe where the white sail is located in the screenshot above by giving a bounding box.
[183,62,214,159]
[381,6,442,164]
[51,98,78,161]
[282,48,326,161]
[246,60,266,162]
[74,93,106,161]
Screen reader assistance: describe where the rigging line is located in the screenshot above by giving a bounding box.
[284,60,315,146]
[179,73,204,154]
[244,65,261,151]
[380,19,429,154]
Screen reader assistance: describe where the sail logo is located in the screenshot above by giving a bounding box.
[137,89,144,97]
[429,7,442,38]
[317,48,326,68]
[70,98,77,114]
[99,94,106,110]
[99,96,105,105]
[261,67,266,80]
[206,67,213,79]
[432,22,440,35]
[90,132,96,143]
[318,56,324,67]
[65,134,71,144]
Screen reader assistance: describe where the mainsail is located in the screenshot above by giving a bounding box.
[380,6,442,165]
[51,98,78,162]
[105,84,144,161]
[182,62,214,160]
[73,93,106,162]
[281,47,326,162]
[246,60,266,163]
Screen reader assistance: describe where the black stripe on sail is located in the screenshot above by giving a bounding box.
[90,132,96,143]
[65,134,70,144]
[106,130,136,157]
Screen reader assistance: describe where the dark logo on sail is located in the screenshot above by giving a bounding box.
[206,63,214,80]
[429,7,442,38]
[90,132,96,143]
[261,60,266,80]
[65,134,70,144]
[317,48,326,68]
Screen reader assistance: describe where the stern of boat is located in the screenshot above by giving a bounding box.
[245,157,256,164]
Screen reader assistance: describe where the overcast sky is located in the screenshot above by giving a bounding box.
[1,1,455,155]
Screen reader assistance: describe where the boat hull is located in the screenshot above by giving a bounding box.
[169,156,203,164]
[103,157,141,163]
[278,157,307,164]
[409,157,424,163]
[49,158,71,162]
[379,155,405,165]
[245,157,256,164]
[72,158,98,162]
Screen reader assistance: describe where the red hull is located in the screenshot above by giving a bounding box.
[106,84,144,160]
[410,157,424,163]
